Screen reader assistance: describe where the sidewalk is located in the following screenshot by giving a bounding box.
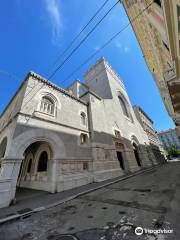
[0,166,158,224]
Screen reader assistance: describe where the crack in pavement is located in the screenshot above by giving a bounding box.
[78,196,168,214]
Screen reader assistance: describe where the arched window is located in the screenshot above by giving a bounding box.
[0,137,7,168]
[27,158,32,173]
[40,96,55,115]
[80,112,86,126]
[37,151,48,172]
[118,96,129,117]
[0,137,7,159]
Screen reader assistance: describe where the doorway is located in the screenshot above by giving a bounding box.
[133,143,141,167]
[116,151,125,170]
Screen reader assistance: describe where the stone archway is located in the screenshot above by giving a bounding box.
[16,141,53,192]
[0,130,64,207]
[8,128,65,161]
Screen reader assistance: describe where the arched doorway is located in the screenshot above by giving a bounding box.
[17,141,52,192]
[133,142,141,167]
[115,141,126,171]
[0,137,7,167]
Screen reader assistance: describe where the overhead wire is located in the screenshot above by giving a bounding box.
[20,1,154,114]
[48,0,120,79]
[57,1,154,85]
[45,0,110,75]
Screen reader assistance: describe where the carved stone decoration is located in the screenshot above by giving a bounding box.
[163,61,176,81]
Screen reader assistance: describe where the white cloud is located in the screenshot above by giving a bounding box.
[124,46,129,52]
[115,41,122,49]
[45,0,63,45]
[94,46,100,51]
[115,40,130,53]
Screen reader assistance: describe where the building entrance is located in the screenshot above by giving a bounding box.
[133,143,141,167]
[116,151,125,170]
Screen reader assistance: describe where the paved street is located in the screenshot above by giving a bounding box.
[0,162,180,240]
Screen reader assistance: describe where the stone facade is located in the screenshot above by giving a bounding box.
[0,58,162,208]
[133,106,165,163]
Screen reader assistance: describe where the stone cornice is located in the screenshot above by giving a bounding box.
[80,90,102,100]
[67,79,89,90]
[29,71,87,106]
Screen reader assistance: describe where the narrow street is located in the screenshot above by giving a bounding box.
[0,162,180,240]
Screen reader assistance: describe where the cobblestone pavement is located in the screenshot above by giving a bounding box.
[0,162,180,240]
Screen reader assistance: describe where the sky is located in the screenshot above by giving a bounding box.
[0,0,175,131]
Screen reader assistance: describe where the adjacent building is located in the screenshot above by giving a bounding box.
[158,128,180,149]
[133,106,162,146]
[121,0,180,134]
[0,58,163,208]
[133,106,164,160]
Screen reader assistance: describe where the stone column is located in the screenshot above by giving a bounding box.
[138,145,152,168]
[123,148,140,172]
[49,159,58,193]
[0,158,22,207]
[122,149,130,173]
[146,146,157,165]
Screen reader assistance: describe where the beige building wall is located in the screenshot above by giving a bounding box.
[121,0,180,134]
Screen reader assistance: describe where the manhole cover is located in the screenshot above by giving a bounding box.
[55,235,78,240]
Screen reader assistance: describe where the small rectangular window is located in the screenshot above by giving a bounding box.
[83,162,88,170]
[80,133,88,144]
[114,130,121,139]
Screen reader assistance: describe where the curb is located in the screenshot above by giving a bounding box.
[0,165,159,225]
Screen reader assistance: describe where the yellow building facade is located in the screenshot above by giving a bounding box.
[121,0,180,133]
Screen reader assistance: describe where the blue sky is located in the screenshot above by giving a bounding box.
[0,0,175,131]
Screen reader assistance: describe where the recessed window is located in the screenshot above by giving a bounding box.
[37,151,48,172]
[40,96,55,115]
[80,133,88,144]
[0,137,7,168]
[118,96,129,118]
[83,162,88,170]
[80,112,86,126]
[114,130,121,139]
